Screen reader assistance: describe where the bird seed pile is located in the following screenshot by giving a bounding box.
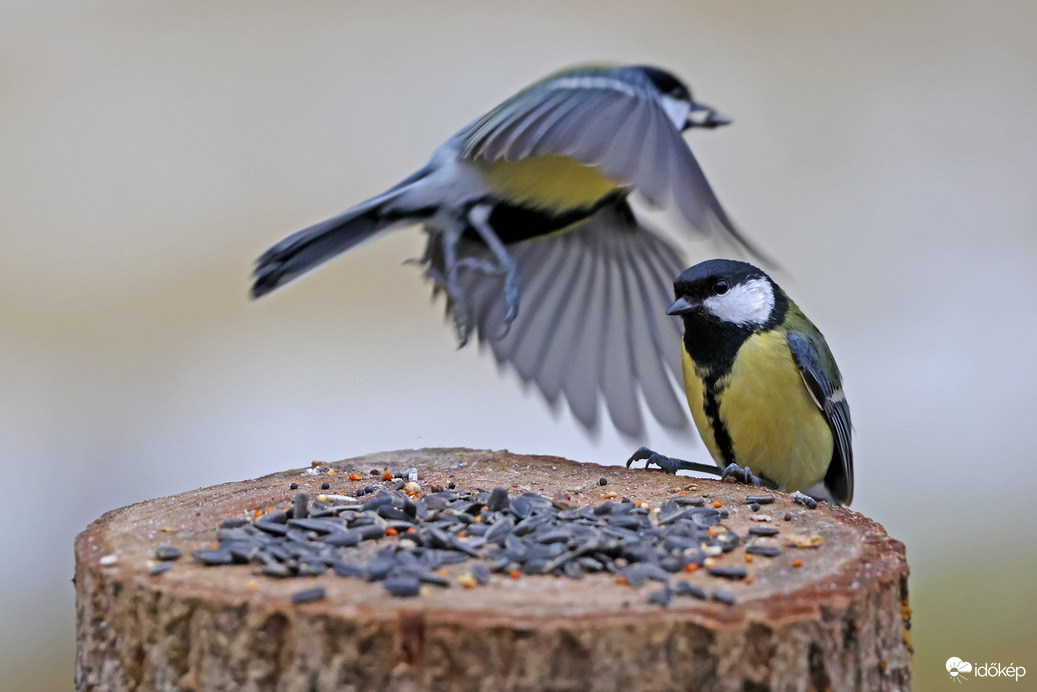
[178,478,806,607]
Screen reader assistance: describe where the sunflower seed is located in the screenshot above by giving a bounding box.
[383,576,421,597]
[674,581,707,600]
[154,546,182,561]
[290,586,325,604]
[192,549,233,566]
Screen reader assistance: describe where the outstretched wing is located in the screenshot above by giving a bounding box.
[787,331,853,505]
[460,66,767,261]
[426,201,691,438]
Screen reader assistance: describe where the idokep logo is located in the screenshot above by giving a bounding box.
[946,658,972,682]
[946,657,1027,683]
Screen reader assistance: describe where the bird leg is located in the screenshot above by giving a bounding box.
[414,220,474,346]
[466,204,521,328]
[626,448,777,491]
[626,446,725,477]
[438,225,473,346]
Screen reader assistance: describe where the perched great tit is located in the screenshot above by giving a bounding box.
[628,259,853,505]
[251,64,770,438]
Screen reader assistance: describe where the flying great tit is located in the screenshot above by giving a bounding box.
[628,259,853,505]
[251,64,770,438]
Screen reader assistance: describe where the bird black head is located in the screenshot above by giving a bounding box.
[669,259,786,330]
[635,65,731,131]
[636,65,692,102]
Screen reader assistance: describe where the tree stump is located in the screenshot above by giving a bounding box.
[75,448,911,691]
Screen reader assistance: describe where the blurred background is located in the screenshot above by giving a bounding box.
[3,0,1035,688]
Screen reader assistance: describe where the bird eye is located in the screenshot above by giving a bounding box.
[713,280,729,295]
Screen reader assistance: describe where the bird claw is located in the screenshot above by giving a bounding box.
[452,255,520,333]
[720,463,761,486]
[626,446,680,475]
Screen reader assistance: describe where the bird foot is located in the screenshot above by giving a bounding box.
[453,255,521,336]
[626,447,724,476]
[422,263,472,347]
[719,463,761,486]
[499,259,521,326]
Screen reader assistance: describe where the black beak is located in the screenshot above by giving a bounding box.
[666,296,696,316]
[685,102,732,129]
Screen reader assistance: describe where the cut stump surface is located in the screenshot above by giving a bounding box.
[75,448,911,691]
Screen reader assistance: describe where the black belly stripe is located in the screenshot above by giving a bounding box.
[462,193,626,246]
[702,373,736,467]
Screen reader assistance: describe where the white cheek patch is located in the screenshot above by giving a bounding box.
[659,95,691,130]
[702,278,775,326]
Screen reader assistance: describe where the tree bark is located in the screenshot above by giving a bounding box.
[75,448,911,691]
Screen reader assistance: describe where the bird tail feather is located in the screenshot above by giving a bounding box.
[250,177,422,299]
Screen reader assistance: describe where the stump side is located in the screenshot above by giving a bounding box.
[75,448,911,691]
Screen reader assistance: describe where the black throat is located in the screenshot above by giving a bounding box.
[679,289,789,377]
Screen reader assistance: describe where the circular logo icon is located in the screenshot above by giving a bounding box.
[947,657,972,681]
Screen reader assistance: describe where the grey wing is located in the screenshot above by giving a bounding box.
[434,202,691,438]
[461,72,771,262]
[787,332,854,505]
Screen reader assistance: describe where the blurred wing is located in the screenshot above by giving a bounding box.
[787,332,854,505]
[443,202,691,438]
[461,69,771,262]
[663,123,774,261]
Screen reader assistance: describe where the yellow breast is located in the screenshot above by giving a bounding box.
[681,331,833,492]
[475,155,622,212]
